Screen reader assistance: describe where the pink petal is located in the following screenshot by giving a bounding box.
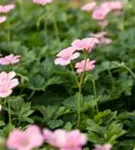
[0,16,7,23]
[100,37,112,45]
[8,71,16,79]
[0,88,12,98]
[54,130,67,147]
[54,58,70,66]
[33,0,53,5]
[60,148,81,150]
[72,39,84,50]
[26,125,44,148]
[93,144,112,150]
[43,129,56,146]
[81,2,97,12]
[71,52,80,60]
[0,72,7,79]
[57,47,76,57]
[10,79,19,88]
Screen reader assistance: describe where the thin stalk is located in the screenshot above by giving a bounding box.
[5,98,12,124]
[91,79,98,112]
[70,63,79,87]
[121,0,130,30]
[70,63,82,127]
[122,64,135,79]
[77,85,81,127]
[77,58,87,127]
[52,15,60,41]
[7,20,10,43]
[8,101,11,124]
[108,69,115,90]
[51,4,60,41]
[36,15,44,30]
[28,91,35,100]
[92,80,97,98]
[16,0,24,18]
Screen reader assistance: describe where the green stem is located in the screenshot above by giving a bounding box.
[51,4,60,41]
[6,98,11,124]
[77,59,88,127]
[121,0,129,30]
[122,64,135,79]
[108,69,115,89]
[7,20,10,43]
[28,91,35,100]
[36,15,44,30]
[16,0,24,18]
[52,16,59,41]
[70,63,79,87]
[70,63,81,127]
[8,103,11,124]
[77,85,81,127]
[91,79,98,112]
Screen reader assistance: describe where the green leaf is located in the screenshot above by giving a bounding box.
[29,74,45,91]
[64,122,72,130]
[47,119,64,129]
[101,61,110,70]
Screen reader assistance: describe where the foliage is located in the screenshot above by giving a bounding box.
[0,0,135,149]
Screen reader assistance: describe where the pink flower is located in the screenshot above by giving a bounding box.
[92,1,123,20]
[81,2,97,12]
[7,125,44,150]
[104,1,123,11]
[43,129,87,150]
[75,59,96,73]
[90,32,112,45]
[72,38,99,52]
[32,0,53,5]
[54,47,80,66]
[90,32,107,39]
[93,144,112,150]
[92,4,111,20]
[0,4,15,13]
[0,71,19,98]
[0,16,7,23]
[100,38,112,45]
[0,54,21,65]
[43,129,56,147]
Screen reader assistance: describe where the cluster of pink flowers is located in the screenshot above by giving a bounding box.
[81,1,123,27]
[0,4,15,24]
[7,125,87,150]
[55,37,99,73]
[7,124,112,150]
[81,1,116,45]
[32,0,53,6]
[44,128,87,150]
[0,71,19,98]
